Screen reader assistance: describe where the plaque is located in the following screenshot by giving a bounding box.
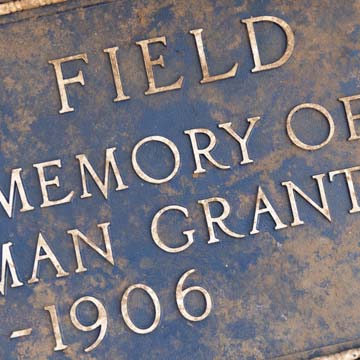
[0,1,360,359]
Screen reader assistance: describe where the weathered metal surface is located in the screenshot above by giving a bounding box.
[1,1,360,359]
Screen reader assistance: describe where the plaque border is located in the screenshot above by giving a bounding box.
[0,0,68,16]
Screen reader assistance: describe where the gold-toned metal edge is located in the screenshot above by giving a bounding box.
[0,0,68,16]
[311,347,360,359]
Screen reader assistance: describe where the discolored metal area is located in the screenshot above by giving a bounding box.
[1,1,360,359]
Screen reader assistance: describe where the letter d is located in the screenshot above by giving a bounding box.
[242,15,295,72]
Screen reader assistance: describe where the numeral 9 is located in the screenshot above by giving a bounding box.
[70,296,107,352]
